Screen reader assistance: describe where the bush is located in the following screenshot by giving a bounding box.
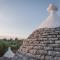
[0,39,23,56]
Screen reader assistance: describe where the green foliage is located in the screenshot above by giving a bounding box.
[0,39,23,57]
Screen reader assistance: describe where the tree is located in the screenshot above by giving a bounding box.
[15,38,18,41]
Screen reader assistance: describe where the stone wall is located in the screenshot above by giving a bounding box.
[20,27,60,60]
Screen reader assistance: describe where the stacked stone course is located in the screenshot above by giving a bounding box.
[20,27,60,60]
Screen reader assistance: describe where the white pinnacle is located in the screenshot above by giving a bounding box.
[47,4,58,13]
[38,4,60,28]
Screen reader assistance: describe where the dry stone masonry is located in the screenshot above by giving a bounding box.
[20,27,60,60]
[19,4,60,60]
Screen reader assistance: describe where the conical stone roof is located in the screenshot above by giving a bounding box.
[4,47,15,58]
[19,4,60,60]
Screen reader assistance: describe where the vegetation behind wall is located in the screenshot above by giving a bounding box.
[0,38,23,57]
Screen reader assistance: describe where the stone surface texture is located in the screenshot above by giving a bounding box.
[20,27,60,60]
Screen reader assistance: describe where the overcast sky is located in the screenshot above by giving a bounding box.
[0,0,60,39]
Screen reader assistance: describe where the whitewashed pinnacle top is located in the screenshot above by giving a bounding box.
[38,4,60,28]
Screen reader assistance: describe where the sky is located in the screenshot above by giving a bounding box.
[0,0,60,39]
